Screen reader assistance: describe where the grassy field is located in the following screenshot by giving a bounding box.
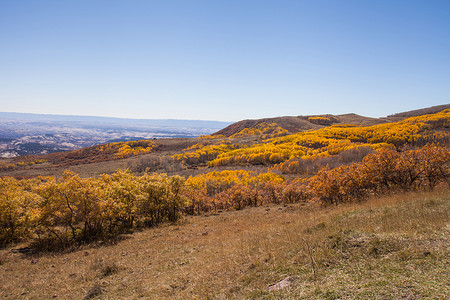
[1,188,448,299]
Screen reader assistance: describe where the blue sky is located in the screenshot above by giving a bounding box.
[1,0,449,121]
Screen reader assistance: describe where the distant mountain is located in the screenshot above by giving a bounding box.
[0,112,230,129]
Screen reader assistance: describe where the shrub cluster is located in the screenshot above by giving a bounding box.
[0,170,187,246]
[185,170,310,213]
[309,145,449,205]
[0,169,310,247]
[173,143,240,166]
[0,159,46,171]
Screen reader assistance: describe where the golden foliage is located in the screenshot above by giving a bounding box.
[307,116,336,126]
[184,170,304,212]
[0,162,16,171]
[0,159,46,171]
[17,159,46,166]
[197,134,225,140]
[0,168,309,246]
[105,140,156,158]
[0,170,187,246]
[173,143,241,165]
[229,122,289,139]
[0,177,41,243]
[207,110,450,168]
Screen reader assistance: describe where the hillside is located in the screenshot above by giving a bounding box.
[214,105,450,138]
[214,113,385,137]
[1,190,448,299]
[385,104,450,121]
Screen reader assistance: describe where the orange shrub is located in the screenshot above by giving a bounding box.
[309,144,450,205]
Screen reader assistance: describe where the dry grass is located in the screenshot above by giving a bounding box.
[1,189,449,299]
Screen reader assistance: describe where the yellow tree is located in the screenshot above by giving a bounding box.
[0,177,41,244]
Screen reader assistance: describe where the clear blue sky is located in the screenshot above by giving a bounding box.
[1,0,449,121]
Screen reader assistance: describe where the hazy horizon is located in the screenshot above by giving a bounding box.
[0,110,233,123]
[1,102,450,123]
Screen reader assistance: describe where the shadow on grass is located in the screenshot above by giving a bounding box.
[9,233,132,256]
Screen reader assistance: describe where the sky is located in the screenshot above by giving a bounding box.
[0,0,449,122]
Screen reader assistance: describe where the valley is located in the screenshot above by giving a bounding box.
[0,112,231,158]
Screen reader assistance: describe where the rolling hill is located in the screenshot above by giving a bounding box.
[385,104,450,121]
[214,105,450,138]
[214,113,386,137]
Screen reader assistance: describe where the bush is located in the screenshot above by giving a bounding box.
[309,145,450,205]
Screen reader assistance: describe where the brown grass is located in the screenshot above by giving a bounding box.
[0,189,449,299]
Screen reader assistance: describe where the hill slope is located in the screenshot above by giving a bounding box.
[214,114,385,137]
[214,105,449,138]
[385,104,450,121]
[1,190,448,299]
